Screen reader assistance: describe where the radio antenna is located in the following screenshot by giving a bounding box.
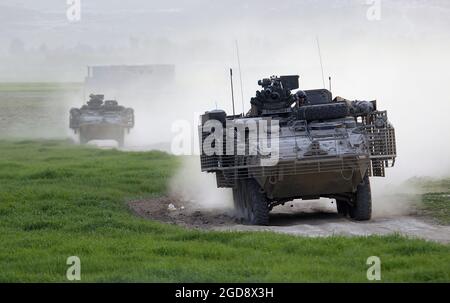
[316,36,326,89]
[230,68,236,116]
[329,76,332,92]
[235,40,245,115]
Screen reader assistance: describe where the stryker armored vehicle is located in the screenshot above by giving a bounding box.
[70,94,134,147]
[199,75,396,225]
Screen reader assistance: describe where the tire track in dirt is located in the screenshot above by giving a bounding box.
[128,197,450,243]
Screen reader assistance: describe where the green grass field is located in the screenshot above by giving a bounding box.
[0,82,82,92]
[0,140,449,282]
[0,82,83,139]
[410,178,450,225]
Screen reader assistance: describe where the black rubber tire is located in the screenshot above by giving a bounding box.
[349,175,372,221]
[116,134,125,148]
[232,182,245,221]
[244,179,270,225]
[336,200,349,216]
[114,127,125,148]
[232,179,270,225]
[296,102,349,121]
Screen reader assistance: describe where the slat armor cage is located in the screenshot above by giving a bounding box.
[362,111,397,177]
[199,110,396,187]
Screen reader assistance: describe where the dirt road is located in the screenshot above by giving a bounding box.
[129,197,450,244]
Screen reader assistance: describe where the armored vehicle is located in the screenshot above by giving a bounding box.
[70,94,134,147]
[199,75,396,225]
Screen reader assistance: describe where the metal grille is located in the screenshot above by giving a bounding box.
[211,156,370,187]
[200,110,397,183]
[199,126,221,171]
[233,157,369,178]
[362,111,397,177]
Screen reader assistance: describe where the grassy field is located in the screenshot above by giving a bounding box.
[421,193,450,225]
[0,82,82,92]
[0,140,449,282]
[409,177,450,225]
[0,83,82,139]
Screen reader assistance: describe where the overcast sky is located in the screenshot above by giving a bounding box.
[1,0,449,49]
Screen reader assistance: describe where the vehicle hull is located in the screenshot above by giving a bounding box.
[254,156,370,199]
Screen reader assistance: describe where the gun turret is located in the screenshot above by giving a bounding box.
[86,94,104,108]
[250,75,299,116]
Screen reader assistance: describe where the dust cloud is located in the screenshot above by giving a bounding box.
[168,156,233,210]
[371,179,423,217]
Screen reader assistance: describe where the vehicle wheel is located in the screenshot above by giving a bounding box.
[349,175,372,221]
[117,135,124,148]
[116,129,125,148]
[244,178,270,225]
[232,182,246,221]
[336,200,349,216]
[79,132,89,145]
